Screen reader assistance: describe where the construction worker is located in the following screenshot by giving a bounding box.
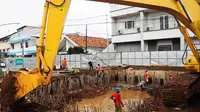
[88,61,94,70]
[96,64,102,75]
[145,69,150,83]
[169,74,173,81]
[62,58,67,69]
[110,87,124,112]
[137,80,146,91]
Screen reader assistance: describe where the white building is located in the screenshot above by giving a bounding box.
[106,4,199,52]
[8,26,40,57]
[0,34,11,54]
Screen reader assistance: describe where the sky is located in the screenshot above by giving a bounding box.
[0,0,112,38]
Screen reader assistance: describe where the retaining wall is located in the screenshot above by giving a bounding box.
[26,66,185,110]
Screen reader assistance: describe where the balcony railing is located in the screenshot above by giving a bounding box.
[114,17,178,35]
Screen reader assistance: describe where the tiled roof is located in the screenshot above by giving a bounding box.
[67,35,108,48]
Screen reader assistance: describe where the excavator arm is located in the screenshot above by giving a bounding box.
[1,0,71,108]
[2,0,200,109]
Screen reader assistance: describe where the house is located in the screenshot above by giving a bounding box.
[0,34,12,54]
[7,25,108,56]
[106,4,198,52]
[7,26,41,57]
[59,34,108,54]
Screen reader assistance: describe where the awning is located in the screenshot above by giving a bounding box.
[10,37,31,44]
[7,50,36,56]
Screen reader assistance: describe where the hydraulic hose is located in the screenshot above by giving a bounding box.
[47,0,66,7]
[182,44,188,64]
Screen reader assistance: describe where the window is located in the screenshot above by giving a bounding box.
[158,45,172,51]
[11,44,14,49]
[21,43,23,48]
[160,15,169,30]
[165,16,169,29]
[160,16,164,30]
[125,21,134,29]
[25,41,29,48]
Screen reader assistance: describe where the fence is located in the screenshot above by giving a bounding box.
[4,50,193,71]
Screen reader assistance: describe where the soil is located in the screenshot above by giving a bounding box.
[109,65,186,71]
[7,85,113,112]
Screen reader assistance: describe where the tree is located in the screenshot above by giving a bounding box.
[67,46,84,54]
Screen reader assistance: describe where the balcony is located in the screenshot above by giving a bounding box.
[113,17,178,36]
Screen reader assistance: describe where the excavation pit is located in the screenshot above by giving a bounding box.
[1,65,187,111]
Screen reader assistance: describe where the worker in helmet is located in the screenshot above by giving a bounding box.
[96,64,102,75]
[137,80,146,91]
[145,69,150,83]
[62,58,67,69]
[110,87,124,112]
[169,74,173,81]
[96,64,102,71]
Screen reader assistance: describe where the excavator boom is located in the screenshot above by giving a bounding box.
[1,0,71,110]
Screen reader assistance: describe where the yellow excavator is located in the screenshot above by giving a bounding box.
[1,0,200,109]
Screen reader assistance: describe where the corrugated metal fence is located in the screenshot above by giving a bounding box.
[5,51,192,71]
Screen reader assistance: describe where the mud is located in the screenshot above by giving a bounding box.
[76,90,149,112]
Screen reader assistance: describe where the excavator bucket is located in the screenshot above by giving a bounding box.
[1,69,43,109]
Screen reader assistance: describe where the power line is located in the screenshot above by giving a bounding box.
[64,16,176,26]
[66,14,110,21]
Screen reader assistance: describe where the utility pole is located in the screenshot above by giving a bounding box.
[22,39,24,67]
[85,25,88,53]
[106,14,109,52]
[22,39,24,57]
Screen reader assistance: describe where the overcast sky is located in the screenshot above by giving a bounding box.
[0,0,111,38]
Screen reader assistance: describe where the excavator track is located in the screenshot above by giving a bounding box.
[162,72,200,106]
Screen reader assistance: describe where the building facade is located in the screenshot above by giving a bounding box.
[0,34,13,54]
[7,25,108,56]
[106,4,198,52]
[8,26,40,57]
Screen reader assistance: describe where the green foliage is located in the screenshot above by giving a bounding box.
[67,46,84,54]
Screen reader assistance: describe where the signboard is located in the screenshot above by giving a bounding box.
[15,58,24,65]
[0,63,6,67]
